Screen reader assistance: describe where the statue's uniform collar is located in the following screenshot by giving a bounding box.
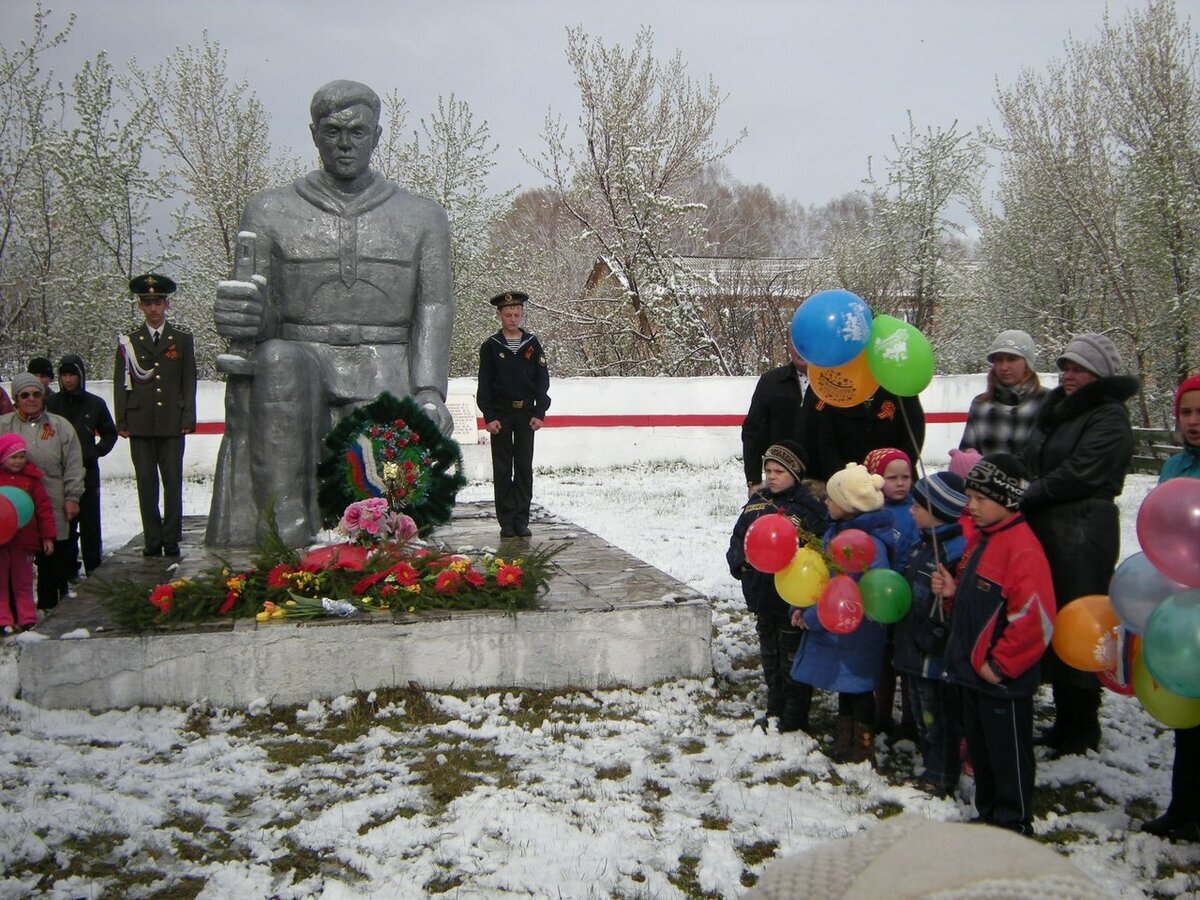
[294,171,397,217]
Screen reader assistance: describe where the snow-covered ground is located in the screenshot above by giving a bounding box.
[0,460,1196,898]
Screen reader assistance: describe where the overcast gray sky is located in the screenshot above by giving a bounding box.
[7,0,1192,206]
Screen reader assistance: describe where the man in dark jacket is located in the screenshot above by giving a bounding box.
[1022,333,1138,758]
[477,291,550,538]
[815,387,925,481]
[47,355,118,576]
[741,339,823,488]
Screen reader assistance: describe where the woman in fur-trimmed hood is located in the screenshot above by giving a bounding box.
[1021,333,1139,759]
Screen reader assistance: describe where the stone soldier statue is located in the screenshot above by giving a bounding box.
[208,80,454,547]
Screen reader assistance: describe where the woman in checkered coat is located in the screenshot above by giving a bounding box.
[959,330,1048,457]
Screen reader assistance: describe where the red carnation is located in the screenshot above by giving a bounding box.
[434,569,463,594]
[496,564,523,588]
[149,583,175,612]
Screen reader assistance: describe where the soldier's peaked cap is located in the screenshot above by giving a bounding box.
[490,291,528,308]
[129,273,177,297]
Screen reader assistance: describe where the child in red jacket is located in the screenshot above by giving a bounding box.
[932,453,1056,836]
[0,434,57,632]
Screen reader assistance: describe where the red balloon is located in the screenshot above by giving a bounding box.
[1096,632,1139,696]
[300,543,368,572]
[827,528,876,574]
[744,514,799,573]
[817,575,865,634]
[0,496,17,545]
[1137,479,1200,588]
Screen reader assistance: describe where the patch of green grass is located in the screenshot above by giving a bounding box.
[1124,796,1160,823]
[356,806,419,835]
[648,749,673,765]
[596,762,632,781]
[694,777,714,793]
[737,839,778,867]
[642,779,671,800]
[424,872,465,893]
[410,740,516,809]
[700,813,731,830]
[678,738,706,755]
[268,834,367,884]
[1037,825,1089,846]
[262,736,335,767]
[15,831,161,895]
[668,855,725,900]
[867,801,904,819]
[1034,781,1110,817]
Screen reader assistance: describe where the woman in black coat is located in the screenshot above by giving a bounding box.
[1021,333,1138,758]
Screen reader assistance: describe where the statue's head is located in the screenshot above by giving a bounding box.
[309,80,383,181]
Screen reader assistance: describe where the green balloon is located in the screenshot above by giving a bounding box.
[866,315,935,397]
[1142,589,1200,699]
[859,568,912,624]
[0,486,33,528]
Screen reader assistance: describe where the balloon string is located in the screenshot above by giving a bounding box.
[898,397,941,571]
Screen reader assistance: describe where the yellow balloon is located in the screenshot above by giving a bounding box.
[774,547,830,607]
[809,352,880,408]
[1133,647,1200,728]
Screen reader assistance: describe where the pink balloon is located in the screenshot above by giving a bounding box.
[1137,479,1200,588]
[817,575,864,634]
[0,496,16,545]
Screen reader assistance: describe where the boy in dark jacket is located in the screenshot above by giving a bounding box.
[894,471,968,796]
[932,454,1056,835]
[727,440,826,733]
[46,355,117,576]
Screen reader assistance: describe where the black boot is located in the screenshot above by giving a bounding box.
[1051,686,1101,758]
[778,680,812,734]
[829,715,854,762]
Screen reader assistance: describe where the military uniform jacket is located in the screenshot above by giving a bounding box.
[476,330,551,423]
[113,322,198,436]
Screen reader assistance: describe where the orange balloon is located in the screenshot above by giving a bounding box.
[809,352,879,408]
[1052,594,1120,672]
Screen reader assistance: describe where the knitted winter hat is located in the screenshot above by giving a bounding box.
[763,440,808,482]
[1057,333,1122,378]
[826,462,885,514]
[26,356,54,378]
[863,447,912,478]
[966,453,1028,511]
[745,815,1100,900]
[0,433,27,463]
[986,329,1036,366]
[948,447,983,479]
[11,373,44,398]
[912,472,967,523]
[1175,373,1200,419]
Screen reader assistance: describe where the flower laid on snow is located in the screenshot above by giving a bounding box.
[148,582,178,612]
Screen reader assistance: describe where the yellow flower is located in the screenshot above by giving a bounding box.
[271,607,287,619]
[405,584,421,594]
[255,611,271,623]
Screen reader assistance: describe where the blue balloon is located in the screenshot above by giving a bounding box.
[790,290,873,368]
[1143,589,1200,699]
[1109,551,1187,635]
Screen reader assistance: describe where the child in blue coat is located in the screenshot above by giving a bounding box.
[893,471,968,795]
[790,462,893,765]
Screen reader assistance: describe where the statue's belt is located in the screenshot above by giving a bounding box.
[280,323,410,346]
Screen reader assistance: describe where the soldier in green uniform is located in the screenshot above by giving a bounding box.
[477,291,550,538]
[113,274,197,557]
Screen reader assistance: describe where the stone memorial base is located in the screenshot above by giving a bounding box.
[15,503,712,710]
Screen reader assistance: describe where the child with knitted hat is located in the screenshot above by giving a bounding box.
[727,439,827,734]
[790,463,893,764]
[0,434,57,633]
[893,471,969,796]
[932,453,1056,835]
[863,447,920,738]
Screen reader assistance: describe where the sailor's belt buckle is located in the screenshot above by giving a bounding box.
[512,400,527,409]
[328,323,358,345]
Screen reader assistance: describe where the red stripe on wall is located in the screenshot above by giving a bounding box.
[193,411,968,435]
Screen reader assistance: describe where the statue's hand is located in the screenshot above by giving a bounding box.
[215,278,266,341]
[412,389,454,435]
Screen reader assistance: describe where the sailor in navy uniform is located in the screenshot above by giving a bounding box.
[113,274,197,557]
[476,291,550,538]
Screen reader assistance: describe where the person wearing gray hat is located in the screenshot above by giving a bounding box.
[1021,333,1139,758]
[959,329,1048,458]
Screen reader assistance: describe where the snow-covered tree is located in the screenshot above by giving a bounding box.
[528,26,744,376]
[983,0,1200,421]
